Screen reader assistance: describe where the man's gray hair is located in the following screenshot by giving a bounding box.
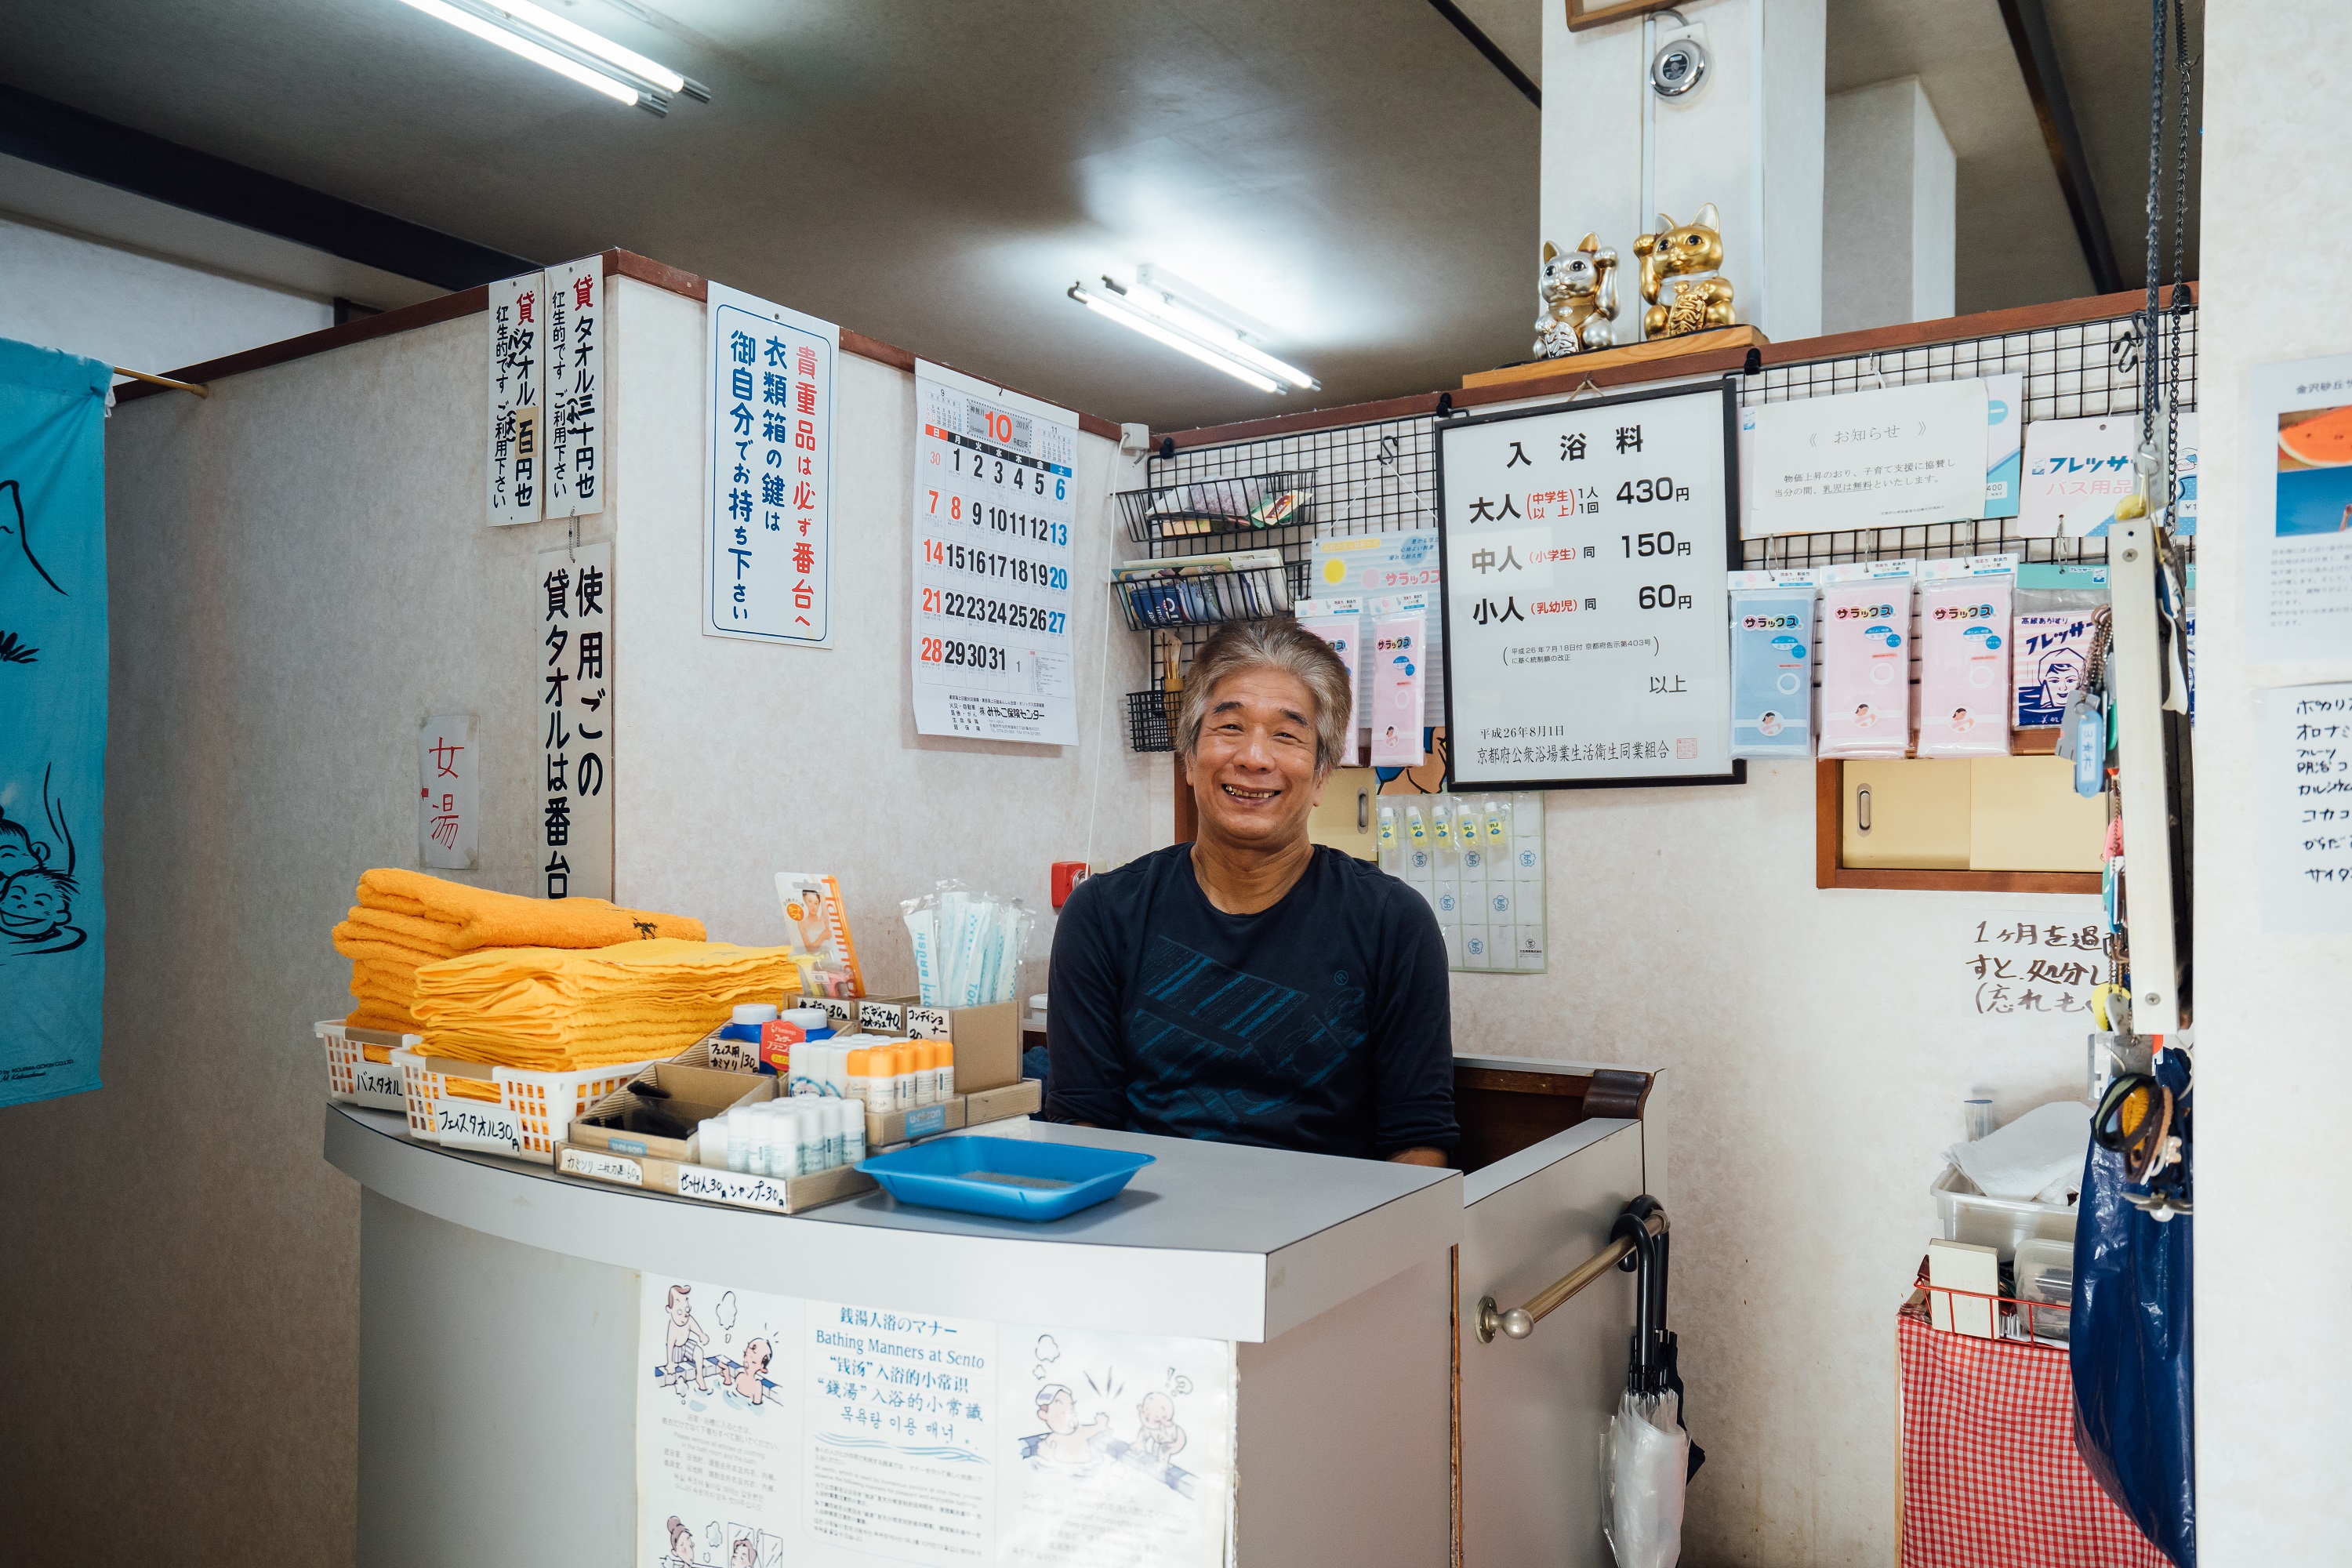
[1175,619,1355,773]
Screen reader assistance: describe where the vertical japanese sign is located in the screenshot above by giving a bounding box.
[545,256,604,521]
[912,361,1080,743]
[1437,381,1740,789]
[0,341,110,1110]
[536,542,614,900]
[706,282,838,647]
[2245,352,2352,662]
[487,270,546,526]
[416,713,479,870]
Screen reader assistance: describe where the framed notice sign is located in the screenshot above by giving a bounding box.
[1436,380,1742,789]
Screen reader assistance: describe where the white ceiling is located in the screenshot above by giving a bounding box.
[0,0,2194,430]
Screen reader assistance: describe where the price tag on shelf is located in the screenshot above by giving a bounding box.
[676,1166,791,1212]
[1437,381,1740,789]
[559,1147,644,1185]
[434,1099,525,1155]
[910,361,1080,745]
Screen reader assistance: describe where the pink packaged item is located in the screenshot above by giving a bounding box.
[1817,575,1913,758]
[1918,573,2015,757]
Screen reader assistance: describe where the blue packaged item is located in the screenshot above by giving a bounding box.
[1727,574,1816,758]
[858,1135,1154,1221]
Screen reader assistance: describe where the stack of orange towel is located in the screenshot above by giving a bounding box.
[412,938,800,1072]
[332,869,706,1033]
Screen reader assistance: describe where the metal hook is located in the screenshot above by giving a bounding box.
[1866,353,1889,391]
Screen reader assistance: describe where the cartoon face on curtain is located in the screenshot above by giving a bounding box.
[0,339,111,1109]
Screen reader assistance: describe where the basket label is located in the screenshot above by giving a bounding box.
[904,1105,947,1138]
[707,1036,759,1073]
[435,1102,524,1155]
[859,1000,907,1032]
[675,1167,790,1212]
[811,996,858,1027]
[350,1063,405,1105]
[904,1006,951,1040]
[559,1147,643,1185]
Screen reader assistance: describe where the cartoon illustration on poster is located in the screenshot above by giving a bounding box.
[996,1328,1235,1568]
[637,1277,800,1567]
[804,1300,997,1562]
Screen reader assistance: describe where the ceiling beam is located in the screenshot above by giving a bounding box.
[1994,0,2122,295]
[1423,0,1541,108]
[0,84,539,291]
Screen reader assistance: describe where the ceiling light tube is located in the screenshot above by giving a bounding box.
[492,0,696,96]
[394,0,706,112]
[1115,287,1320,390]
[1069,285,1282,393]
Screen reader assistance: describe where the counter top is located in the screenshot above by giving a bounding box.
[325,1105,1461,1341]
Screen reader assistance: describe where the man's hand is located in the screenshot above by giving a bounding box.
[1388,1146,1447,1167]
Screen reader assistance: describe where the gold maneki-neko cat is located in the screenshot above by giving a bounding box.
[1633,204,1736,339]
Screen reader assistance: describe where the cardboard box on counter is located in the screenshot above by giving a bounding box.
[902,1000,1022,1094]
[567,1062,771,1162]
[554,1142,877,1214]
[865,1076,1042,1149]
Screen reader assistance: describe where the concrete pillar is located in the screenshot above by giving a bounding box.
[1821,77,1956,334]
[1538,0,1824,345]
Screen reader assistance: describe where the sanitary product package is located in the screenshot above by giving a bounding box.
[1727,570,1817,759]
[1917,554,2017,758]
[1817,561,1917,759]
[2011,564,2110,730]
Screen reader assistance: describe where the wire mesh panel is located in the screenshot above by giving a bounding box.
[1116,305,2196,749]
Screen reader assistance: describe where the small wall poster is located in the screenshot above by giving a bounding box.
[488,270,546,526]
[2245,353,2352,662]
[416,712,478,871]
[638,1275,798,1567]
[1743,378,1988,535]
[706,282,840,648]
[2259,681,2352,932]
[535,542,612,899]
[2018,415,2137,538]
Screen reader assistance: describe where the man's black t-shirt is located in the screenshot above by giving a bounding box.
[1045,844,1456,1160]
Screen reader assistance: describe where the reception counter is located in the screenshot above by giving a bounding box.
[328,1057,1663,1568]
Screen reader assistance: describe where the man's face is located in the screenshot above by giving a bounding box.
[667,1292,691,1324]
[1186,667,1326,853]
[0,875,63,934]
[1040,1389,1076,1434]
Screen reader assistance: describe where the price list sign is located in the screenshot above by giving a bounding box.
[910,361,1080,744]
[1437,381,1741,789]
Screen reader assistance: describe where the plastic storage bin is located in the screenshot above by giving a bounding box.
[858,1135,1153,1221]
[390,1046,666,1163]
[2012,1236,2074,1344]
[317,1020,416,1111]
[1932,1163,2077,1261]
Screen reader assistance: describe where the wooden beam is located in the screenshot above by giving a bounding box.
[1994,0,2124,295]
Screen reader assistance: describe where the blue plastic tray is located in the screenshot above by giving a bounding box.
[857,1136,1154,1222]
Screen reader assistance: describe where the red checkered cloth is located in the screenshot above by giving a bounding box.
[1898,1296,2172,1568]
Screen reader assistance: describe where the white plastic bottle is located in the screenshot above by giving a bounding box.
[892,1045,917,1113]
[936,1042,956,1103]
[743,1104,774,1177]
[696,1116,729,1171]
[843,1100,866,1167]
[824,1100,848,1170]
[911,1043,937,1109]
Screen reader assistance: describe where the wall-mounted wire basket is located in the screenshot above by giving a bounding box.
[1112,557,1305,630]
[1113,469,1316,545]
[1125,689,1178,753]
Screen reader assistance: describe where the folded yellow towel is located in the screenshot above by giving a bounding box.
[412,939,797,1072]
[357,869,706,949]
[346,999,419,1033]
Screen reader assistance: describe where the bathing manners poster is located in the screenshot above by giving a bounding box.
[0,339,109,1109]
[637,1275,1236,1568]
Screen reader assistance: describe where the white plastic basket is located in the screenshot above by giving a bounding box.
[316,1019,417,1111]
[389,1046,665,1163]
[1931,1163,2077,1261]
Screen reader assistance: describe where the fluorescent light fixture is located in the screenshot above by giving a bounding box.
[1110,286,1317,390]
[1069,285,1283,394]
[392,0,709,114]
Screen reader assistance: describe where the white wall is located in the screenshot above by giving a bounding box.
[0,212,333,380]
[1450,760,2090,1564]
[604,277,1161,985]
[1541,0,1824,345]
[0,276,1160,1562]
[2192,2,2352,1561]
[1822,78,1957,334]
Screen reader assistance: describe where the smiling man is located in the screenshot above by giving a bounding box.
[1046,619,1455,1166]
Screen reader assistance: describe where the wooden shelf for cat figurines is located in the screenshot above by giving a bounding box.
[1461,325,1770,392]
